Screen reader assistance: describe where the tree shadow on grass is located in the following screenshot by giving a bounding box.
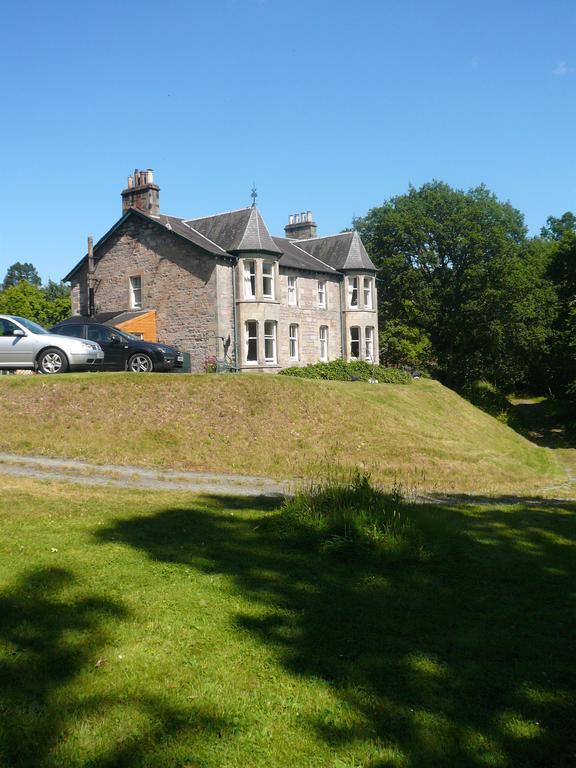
[96,494,576,767]
[508,398,576,449]
[0,566,230,768]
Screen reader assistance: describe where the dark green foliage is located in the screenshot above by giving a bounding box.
[461,379,510,422]
[355,182,556,390]
[0,281,71,326]
[278,359,412,383]
[2,262,41,289]
[275,470,419,559]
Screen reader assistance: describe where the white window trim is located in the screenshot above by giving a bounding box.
[319,325,328,362]
[348,277,359,308]
[244,260,256,299]
[262,261,275,299]
[350,326,361,359]
[287,275,297,306]
[289,323,299,360]
[363,277,373,310]
[365,326,374,362]
[264,320,277,363]
[245,320,258,364]
[318,280,326,308]
[130,275,142,310]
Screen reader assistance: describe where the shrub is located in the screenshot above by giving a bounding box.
[275,469,422,560]
[461,379,510,422]
[278,360,412,384]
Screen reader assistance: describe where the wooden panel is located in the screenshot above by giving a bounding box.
[116,311,157,342]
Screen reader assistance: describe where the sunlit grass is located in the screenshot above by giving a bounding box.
[0,475,574,766]
[0,373,564,494]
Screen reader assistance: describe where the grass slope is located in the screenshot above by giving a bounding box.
[0,373,563,493]
[0,477,574,767]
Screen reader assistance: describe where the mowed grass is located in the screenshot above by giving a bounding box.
[0,374,563,494]
[0,476,574,767]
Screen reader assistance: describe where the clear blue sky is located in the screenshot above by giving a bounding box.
[0,0,574,283]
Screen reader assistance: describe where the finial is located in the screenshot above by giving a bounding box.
[251,184,258,207]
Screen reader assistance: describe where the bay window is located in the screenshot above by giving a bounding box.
[350,326,360,359]
[289,324,299,360]
[264,320,277,363]
[262,262,274,299]
[365,326,374,361]
[363,277,373,310]
[348,277,358,308]
[245,320,258,363]
[244,261,256,299]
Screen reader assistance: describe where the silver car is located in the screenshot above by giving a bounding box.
[0,315,104,374]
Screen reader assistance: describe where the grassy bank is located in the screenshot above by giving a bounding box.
[0,476,574,767]
[0,373,563,493]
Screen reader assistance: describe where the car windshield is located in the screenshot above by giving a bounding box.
[13,317,49,334]
[115,329,140,341]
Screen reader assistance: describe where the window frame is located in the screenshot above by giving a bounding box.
[363,277,373,310]
[365,326,374,361]
[317,280,326,308]
[245,320,258,364]
[287,275,297,306]
[319,325,328,362]
[130,275,142,310]
[262,261,275,299]
[348,276,359,308]
[350,326,361,359]
[289,323,299,360]
[264,320,277,363]
[244,260,256,299]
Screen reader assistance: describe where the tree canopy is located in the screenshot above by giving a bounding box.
[0,265,71,327]
[355,182,556,390]
[2,262,41,290]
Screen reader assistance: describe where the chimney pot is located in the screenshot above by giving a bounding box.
[121,168,160,215]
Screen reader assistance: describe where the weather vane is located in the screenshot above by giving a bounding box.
[251,184,258,207]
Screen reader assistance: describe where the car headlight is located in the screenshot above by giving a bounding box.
[79,342,99,352]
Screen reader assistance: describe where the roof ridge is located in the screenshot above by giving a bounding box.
[292,231,353,242]
[184,206,252,222]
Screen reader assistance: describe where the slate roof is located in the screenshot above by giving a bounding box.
[185,207,282,255]
[294,231,376,271]
[273,237,337,274]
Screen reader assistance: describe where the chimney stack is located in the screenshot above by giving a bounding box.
[121,169,160,215]
[284,210,317,240]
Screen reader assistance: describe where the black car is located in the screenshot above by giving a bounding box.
[50,321,184,372]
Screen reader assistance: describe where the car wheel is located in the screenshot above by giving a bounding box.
[128,353,154,373]
[37,348,69,375]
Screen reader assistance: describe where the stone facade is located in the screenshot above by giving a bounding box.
[66,171,379,374]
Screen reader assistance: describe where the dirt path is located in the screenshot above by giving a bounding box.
[0,452,291,497]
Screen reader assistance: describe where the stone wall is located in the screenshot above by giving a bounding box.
[73,218,221,372]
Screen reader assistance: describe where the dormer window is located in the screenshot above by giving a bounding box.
[244,261,256,299]
[262,262,274,299]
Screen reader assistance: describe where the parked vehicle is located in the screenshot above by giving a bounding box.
[50,321,184,372]
[0,315,104,374]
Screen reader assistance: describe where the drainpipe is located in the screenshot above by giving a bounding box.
[232,257,239,371]
[87,235,95,317]
[339,274,346,360]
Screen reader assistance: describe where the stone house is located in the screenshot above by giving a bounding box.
[65,170,378,373]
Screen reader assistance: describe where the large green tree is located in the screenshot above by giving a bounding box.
[0,281,71,326]
[2,262,41,289]
[355,182,556,390]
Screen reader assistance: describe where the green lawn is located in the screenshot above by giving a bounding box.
[0,477,574,767]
